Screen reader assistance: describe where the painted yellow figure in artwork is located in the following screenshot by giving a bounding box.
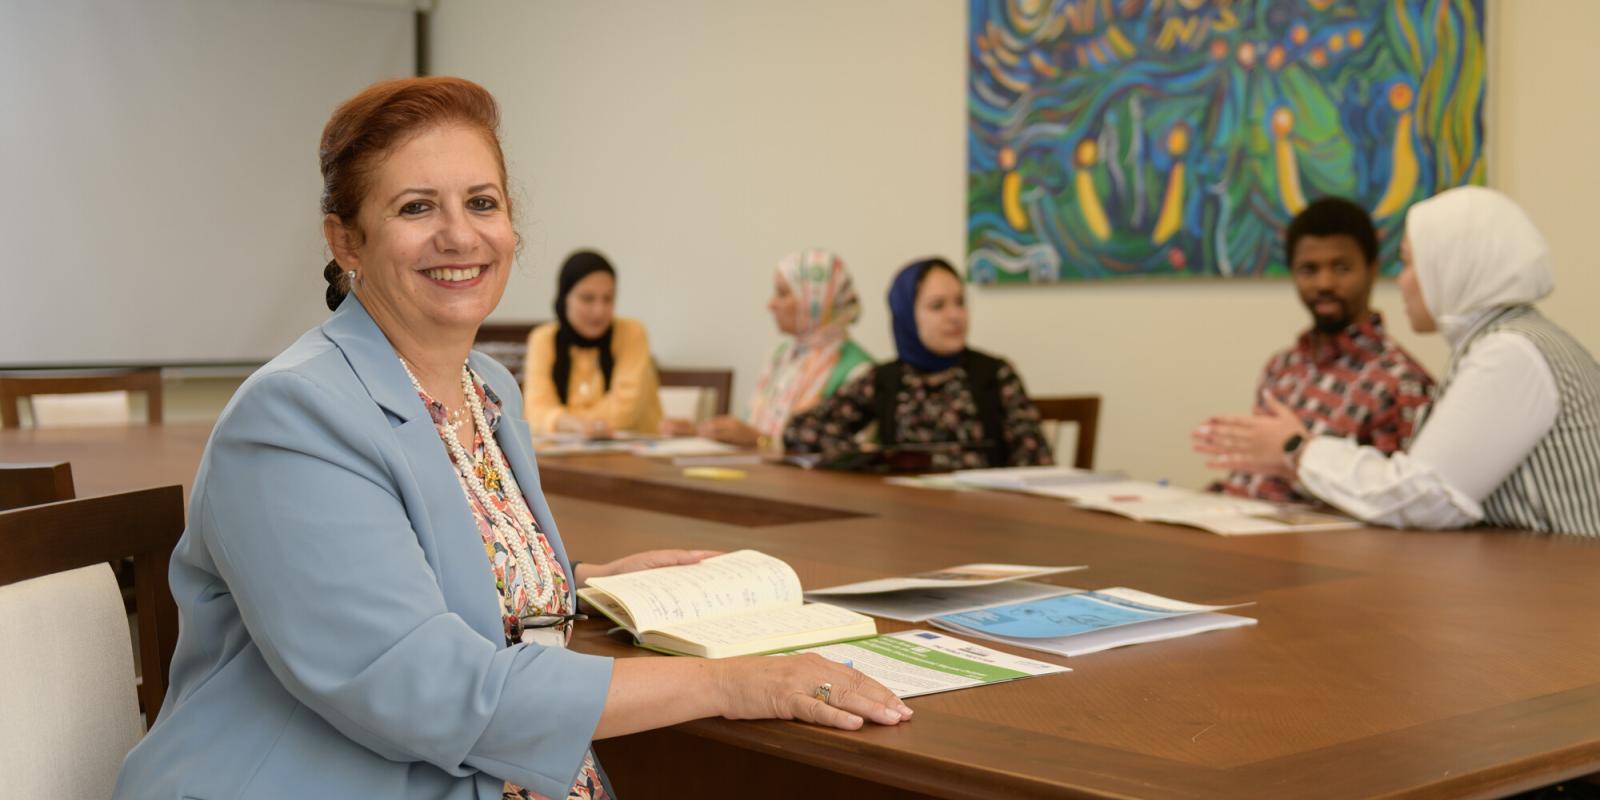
[1153,123,1190,245]
[1000,146,1030,232]
[1271,106,1307,214]
[1074,138,1111,241]
[1374,83,1419,218]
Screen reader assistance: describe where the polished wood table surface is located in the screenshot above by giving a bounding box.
[5,424,1599,798]
[0,423,215,499]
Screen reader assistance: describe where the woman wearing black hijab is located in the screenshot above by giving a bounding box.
[523,250,663,435]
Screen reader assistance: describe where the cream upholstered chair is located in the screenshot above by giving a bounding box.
[0,368,162,428]
[657,368,733,423]
[0,486,184,797]
[0,563,145,797]
[29,391,135,426]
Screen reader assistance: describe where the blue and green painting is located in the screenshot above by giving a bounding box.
[967,0,1485,282]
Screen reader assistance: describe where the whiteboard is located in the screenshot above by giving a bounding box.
[0,0,415,366]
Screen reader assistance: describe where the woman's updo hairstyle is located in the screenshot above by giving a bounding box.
[318,76,510,311]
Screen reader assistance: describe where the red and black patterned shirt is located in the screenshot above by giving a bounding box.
[1221,313,1434,503]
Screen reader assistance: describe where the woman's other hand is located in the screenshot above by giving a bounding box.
[576,549,721,586]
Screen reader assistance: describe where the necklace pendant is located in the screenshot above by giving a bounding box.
[479,460,503,494]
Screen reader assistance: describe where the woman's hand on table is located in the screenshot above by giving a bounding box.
[697,415,762,447]
[659,417,698,437]
[556,413,612,438]
[713,653,911,730]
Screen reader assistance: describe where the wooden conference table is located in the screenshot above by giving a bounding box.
[4,423,1599,799]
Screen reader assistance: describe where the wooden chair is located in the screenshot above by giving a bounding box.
[0,486,184,730]
[659,368,734,417]
[0,368,164,429]
[0,462,75,511]
[475,321,543,384]
[1032,395,1101,470]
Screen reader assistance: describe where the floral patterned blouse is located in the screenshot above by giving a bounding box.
[783,359,1054,470]
[415,371,610,800]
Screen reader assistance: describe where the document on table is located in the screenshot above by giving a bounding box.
[530,433,638,456]
[807,581,1080,622]
[948,465,1123,492]
[882,474,983,491]
[1029,480,1361,535]
[630,437,742,458]
[930,587,1256,657]
[807,563,1086,596]
[783,630,1068,698]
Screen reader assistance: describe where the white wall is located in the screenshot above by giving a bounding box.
[433,0,1600,489]
[0,0,414,367]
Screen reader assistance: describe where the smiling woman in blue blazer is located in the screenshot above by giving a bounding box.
[113,77,908,800]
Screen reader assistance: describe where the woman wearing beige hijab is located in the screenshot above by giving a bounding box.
[1196,187,1600,536]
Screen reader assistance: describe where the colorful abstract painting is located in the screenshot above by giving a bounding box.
[967,0,1486,282]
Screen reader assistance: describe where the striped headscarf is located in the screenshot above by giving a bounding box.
[748,249,861,438]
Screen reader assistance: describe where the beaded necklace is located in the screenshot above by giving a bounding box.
[399,358,558,612]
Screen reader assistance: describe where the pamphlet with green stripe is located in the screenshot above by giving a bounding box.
[782,630,1069,698]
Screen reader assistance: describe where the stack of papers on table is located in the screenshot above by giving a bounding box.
[1031,480,1361,535]
[931,587,1256,657]
[531,433,641,456]
[629,437,742,458]
[805,563,1086,622]
[783,630,1068,698]
[948,465,1124,492]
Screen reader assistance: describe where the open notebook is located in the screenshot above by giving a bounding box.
[577,550,876,658]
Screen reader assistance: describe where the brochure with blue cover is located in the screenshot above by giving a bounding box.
[931,587,1256,657]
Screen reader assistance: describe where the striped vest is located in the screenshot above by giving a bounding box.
[1432,306,1600,537]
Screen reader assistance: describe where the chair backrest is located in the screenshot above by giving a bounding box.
[474,321,543,384]
[0,562,145,797]
[1032,395,1101,470]
[658,368,733,417]
[0,462,76,511]
[0,368,164,429]
[0,486,185,728]
[658,385,712,422]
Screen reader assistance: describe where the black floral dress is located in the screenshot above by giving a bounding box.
[783,359,1053,470]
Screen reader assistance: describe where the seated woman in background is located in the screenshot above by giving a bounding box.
[784,257,1053,470]
[1195,187,1600,537]
[676,248,873,448]
[523,250,663,436]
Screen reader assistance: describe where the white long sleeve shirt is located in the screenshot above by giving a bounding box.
[1296,331,1559,529]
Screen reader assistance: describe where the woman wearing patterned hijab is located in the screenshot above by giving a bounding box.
[1198,187,1600,536]
[784,257,1054,470]
[687,249,873,448]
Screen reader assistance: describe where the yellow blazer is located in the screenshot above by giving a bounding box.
[523,317,663,434]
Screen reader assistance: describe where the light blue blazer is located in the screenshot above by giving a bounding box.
[114,297,614,800]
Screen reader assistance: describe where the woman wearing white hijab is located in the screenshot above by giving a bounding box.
[1196,187,1600,536]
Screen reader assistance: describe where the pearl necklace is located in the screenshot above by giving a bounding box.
[400,358,558,611]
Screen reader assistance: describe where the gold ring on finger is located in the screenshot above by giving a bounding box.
[813,682,832,703]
